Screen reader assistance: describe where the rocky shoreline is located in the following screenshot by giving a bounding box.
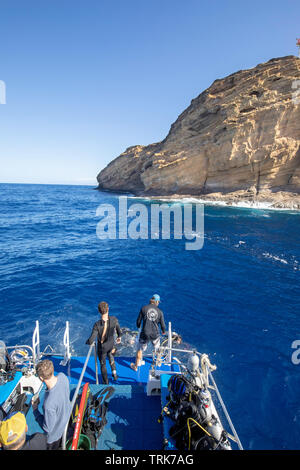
[134,190,300,210]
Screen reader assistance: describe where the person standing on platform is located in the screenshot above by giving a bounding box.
[131,294,166,372]
[32,359,71,450]
[86,301,122,384]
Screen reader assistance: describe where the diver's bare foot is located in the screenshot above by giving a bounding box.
[130,363,138,372]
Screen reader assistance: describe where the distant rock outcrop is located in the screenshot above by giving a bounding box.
[97,56,300,209]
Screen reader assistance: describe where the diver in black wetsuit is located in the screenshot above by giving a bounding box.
[130,294,166,372]
[86,302,122,384]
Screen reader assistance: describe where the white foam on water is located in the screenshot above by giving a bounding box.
[128,195,299,213]
[262,252,289,265]
[234,240,246,248]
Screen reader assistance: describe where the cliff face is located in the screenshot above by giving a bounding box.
[97,56,300,208]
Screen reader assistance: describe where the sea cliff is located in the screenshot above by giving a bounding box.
[97,56,300,209]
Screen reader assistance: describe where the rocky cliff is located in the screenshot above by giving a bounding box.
[97,56,300,209]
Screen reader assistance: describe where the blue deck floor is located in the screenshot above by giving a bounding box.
[49,354,177,388]
[97,384,163,450]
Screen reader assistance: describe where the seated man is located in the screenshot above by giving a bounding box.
[0,411,47,450]
[32,359,71,450]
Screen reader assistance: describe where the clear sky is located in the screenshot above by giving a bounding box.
[0,0,299,185]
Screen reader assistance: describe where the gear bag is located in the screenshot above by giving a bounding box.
[167,374,195,406]
[81,386,115,449]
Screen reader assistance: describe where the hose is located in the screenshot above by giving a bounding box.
[187,417,213,450]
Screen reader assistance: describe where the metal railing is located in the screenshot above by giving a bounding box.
[5,344,35,368]
[206,365,243,450]
[60,321,71,366]
[32,321,40,364]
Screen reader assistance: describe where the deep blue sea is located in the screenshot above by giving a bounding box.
[0,183,299,450]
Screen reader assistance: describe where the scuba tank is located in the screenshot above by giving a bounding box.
[207,415,223,442]
[199,388,212,422]
[0,341,16,385]
[0,341,7,371]
[187,353,207,389]
[187,352,199,373]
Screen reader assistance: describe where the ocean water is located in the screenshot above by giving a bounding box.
[0,182,299,450]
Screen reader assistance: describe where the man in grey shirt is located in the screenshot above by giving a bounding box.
[32,359,71,450]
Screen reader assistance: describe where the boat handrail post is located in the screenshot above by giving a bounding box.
[94,342,99,385]
[206,366,243,450]
[60,321,71,366]
[61,342,95,450]
[32,321,40,366]
[167,322,172,364]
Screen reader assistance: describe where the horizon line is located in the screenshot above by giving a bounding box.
[0,181,98,187]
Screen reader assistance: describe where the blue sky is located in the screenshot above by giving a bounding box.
[0,0,299,185]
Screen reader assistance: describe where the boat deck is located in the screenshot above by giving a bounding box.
[24,355,180,450]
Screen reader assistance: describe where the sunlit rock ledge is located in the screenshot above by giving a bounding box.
[97,56,300,210]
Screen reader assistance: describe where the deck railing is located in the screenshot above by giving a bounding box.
[60,321,71,366]
[206,365,243,450]
[32,320,40,364]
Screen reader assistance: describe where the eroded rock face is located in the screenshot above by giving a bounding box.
[97,56,300,207]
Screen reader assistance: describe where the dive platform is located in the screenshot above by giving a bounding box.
[23,355,179,450]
